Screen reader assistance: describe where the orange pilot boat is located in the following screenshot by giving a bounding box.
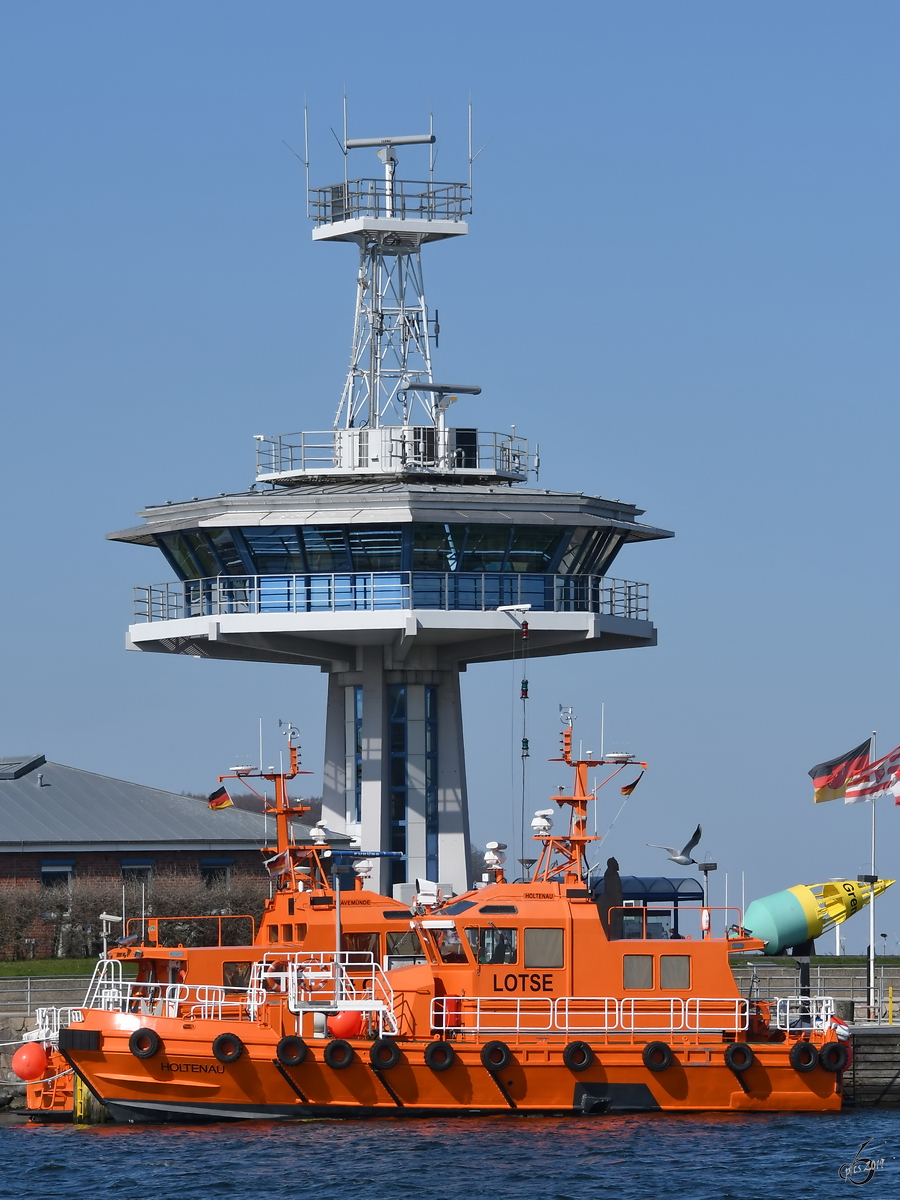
[37,720,859,1121]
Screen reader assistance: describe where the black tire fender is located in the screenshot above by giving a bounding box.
[128,1028,160,1059]
[276,1035,308,1067]
[480,1040,512,1072]
[819,1041,848,1073]
[724,1042,754,1073]
[324,1038,354,1070]
[642,1041,674,1072]
[212,1032,245,1064]
[369,1038,402,1070]
[789,1041,819,1073]
[563,1041,594,1072]
[424,1040,456,1072]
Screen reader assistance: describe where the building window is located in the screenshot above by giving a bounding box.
[121,860,154,884]
[200,859,234,889]
[425,685,438,880]
[40,865,73,890]
[388,685,407,887]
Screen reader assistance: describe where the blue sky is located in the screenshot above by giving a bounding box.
[2,2,899,949]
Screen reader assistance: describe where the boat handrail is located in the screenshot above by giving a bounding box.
[430,995,751,1037]
[773,996,835,1031]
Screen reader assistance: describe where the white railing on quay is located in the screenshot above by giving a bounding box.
[0,975,96,1017]
[133,572,650,624]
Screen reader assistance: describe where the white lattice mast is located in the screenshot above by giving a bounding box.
[310,130,471,432]
[339,195,434,428]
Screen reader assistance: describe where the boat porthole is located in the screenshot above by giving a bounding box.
[276,1036,308,1068]
[212,1033,245,1065]
[324,1038,354,1070]
[480,1040,512,1072]
[724,1042,754,1073]
[563,1041,594,1072]
[819,1042,848,1073]
[424,1041,456,1072]
[642,1041,673,1072]
[369,1038,401,1070]
[129,1028,160,1059]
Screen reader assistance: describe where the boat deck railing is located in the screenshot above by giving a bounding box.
[253,951,399,1036]
[430,995,751,1038]
[134,572,650,622]
[773,996,836,1031]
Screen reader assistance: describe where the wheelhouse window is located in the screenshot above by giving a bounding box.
[341,931,380,957]
[623,954,653,989]
[223,961,252,989]
[524,928,564,969]
[386,929,422,958]
[432,927,469,963]
[465,927,518,965]
[660,955,690,989]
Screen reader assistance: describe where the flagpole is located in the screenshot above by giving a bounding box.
[870,730,877,1017]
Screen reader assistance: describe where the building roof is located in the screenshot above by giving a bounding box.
[0,755,330,854]
[107,480,673,547]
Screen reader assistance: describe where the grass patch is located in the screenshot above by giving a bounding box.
[0,958,100,977]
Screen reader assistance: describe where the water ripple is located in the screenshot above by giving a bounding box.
[0,1110,897,1199]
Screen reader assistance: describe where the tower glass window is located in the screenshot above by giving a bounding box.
[425,685,438,880]
[388,685,407,887]
[240,527,305,574]
[351,685,363,824]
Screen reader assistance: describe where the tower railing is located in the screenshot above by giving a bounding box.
[133,573,650,622]
[309,178,471,226]
[254,426,534,482]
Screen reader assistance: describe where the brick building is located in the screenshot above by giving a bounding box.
[0,753,306,884]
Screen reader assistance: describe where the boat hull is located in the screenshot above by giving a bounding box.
[60,1016,843,1121]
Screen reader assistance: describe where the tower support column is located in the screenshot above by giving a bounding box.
[320,647,471,898]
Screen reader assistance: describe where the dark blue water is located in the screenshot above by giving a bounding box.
[2,1111,897,1198]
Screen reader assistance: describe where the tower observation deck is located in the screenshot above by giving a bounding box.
[109,127,673,898]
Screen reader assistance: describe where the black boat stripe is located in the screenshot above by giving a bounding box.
[271,1059,310,1104]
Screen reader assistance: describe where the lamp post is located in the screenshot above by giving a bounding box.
[859,873,879,1017]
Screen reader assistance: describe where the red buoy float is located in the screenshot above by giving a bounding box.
[12,1041,48,1081]
[326,1010,363,1039]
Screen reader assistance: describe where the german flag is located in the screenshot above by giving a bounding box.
[620,770,644,796]
[809,739,871,803]
[207,786,233,810]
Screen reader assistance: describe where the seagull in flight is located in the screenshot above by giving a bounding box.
[647,824,702,867]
